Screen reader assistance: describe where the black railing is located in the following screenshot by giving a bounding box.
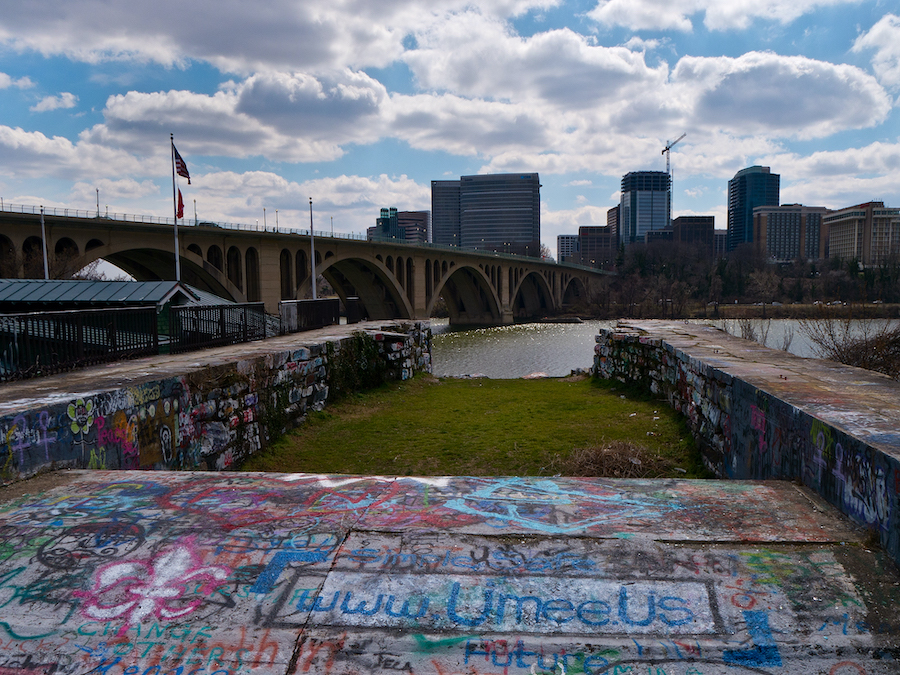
[170,303,267,354]
[0,307,159,381]
[279,298,341,333]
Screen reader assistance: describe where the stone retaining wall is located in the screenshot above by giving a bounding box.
[594,320,900,566]
[0,321,431,481]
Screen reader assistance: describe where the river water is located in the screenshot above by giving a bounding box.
[430,318,899,379]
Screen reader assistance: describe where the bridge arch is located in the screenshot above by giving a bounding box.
[561,275,587,309]
[300,251,413,321]
[431,262,502,326]
[511,270,554,319]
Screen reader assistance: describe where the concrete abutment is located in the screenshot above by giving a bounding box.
[593,319,900,567]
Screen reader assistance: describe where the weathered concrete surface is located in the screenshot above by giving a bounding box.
[0,470,898,674]
[594,320,900,571]
[0,321,431,482]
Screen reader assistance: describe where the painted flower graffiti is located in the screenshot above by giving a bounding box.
[67,398,95,435]
[76,537,230,632]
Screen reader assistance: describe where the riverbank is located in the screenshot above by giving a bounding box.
[239,374,707,478]
[564,301,900,321]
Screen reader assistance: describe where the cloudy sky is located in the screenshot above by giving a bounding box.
[1,1,899,256]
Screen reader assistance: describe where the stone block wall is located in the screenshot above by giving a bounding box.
[594,323,900,567]
[0,321,431,481]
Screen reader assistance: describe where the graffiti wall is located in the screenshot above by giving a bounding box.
[0,322,431,481]
[0,472,896,675]
[594,321,900,569]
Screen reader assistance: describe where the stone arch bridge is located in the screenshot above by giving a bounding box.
[0,209,608,325]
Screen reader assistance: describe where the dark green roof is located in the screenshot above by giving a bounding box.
[0,280,233,309]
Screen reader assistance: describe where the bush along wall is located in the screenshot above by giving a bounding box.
[593,321,900,569]
[0,321,432,481]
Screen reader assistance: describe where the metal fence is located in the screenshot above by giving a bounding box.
[0,307,159,381]
[169,303,267,354]
[279,298,341,333]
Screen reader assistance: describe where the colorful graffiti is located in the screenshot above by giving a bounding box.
[595,321,900,569]
[0,322,432,481]
[1,472,896,674]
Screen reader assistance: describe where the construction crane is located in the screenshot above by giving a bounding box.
[662,134,686,227]
[662,133,686,175]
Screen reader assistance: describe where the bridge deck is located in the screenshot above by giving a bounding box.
[1,469,898,674]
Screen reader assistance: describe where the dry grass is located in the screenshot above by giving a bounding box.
[552,440,684,478]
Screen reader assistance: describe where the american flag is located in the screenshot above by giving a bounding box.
[173,145,191,184]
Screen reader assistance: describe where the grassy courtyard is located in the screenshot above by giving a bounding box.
[240,375,708,478]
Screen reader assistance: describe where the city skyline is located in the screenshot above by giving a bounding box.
[0,2,898,261]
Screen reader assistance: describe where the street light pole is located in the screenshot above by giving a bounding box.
[309,198,317,300]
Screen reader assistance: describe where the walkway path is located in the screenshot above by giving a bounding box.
[1,470,898,674]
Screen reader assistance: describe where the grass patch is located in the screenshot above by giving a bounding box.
[240,374,709,478]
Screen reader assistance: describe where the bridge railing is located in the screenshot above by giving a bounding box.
[169,303,267,354]
[0,307,159,381]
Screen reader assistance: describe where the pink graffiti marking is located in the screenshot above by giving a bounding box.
[75,536,229,633]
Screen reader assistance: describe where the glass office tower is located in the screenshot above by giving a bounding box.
[620,171,670,247]
[727,166,780,252]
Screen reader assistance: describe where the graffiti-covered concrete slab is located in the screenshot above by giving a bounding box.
[1,471,898,675]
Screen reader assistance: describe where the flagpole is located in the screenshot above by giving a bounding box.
[171,133,182,283]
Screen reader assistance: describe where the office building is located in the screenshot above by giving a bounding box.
[398,211,431,244]
[645,227,673,245]
[432,173,541,255]
[620,172,670,248]
[557,234,579,263]
[752,205,829,262]
[714,231,728,258]
[824,202,900,265]
[727,166,780,252]
[369,207,403,241]
[577,225,617,269]
[673,215,715,254]
[431,181,461,246]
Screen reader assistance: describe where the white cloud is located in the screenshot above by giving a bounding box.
[405,15,666,109]
[588,0,860,32]
[853,14,900,93]
[30,92,78,112]
[0,72,33,89]
[0,0,560,74]
[82,87,357,164]
[568,179,593,186]
[670,52,891,139]
[0,125,144,180]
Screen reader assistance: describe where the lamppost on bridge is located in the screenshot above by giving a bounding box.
[275,209,279,231]
[96,188,99,218]
[309,197,317,300]
[263,207,266,230]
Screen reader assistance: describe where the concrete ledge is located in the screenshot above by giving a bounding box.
[0,320,432,481]
[594,319,900,567]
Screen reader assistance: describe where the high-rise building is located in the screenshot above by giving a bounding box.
[431,173,541,256]
[620,172,670,248]
[557,234,578,263]
[727,166,780,252]
[714,231,728,258]
[752,204,829,262]
[673,215,715,254]
[369,207,403,241]
[824,202,900,265]
[398,211,431,244]
[577,225,617,269]
[431,181,461,247]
